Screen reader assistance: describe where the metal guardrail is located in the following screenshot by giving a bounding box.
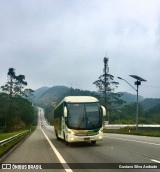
[104,124,160,129]
[0,130,30,147]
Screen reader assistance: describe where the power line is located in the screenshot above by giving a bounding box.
[141,85,160,89]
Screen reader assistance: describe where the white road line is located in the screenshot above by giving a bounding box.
[105,136,160,146]
[151,159,160,163]
[41,128,73,172]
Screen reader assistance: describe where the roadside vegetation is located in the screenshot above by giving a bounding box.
[0,128,36,158]
[0,68,38,132]
[0,130,28,141]
[0,68,38,157]
[0,127,36,141]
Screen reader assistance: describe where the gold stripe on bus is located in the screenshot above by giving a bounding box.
[72,130,88,134]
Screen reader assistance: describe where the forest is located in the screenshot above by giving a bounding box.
[0,68,37,131]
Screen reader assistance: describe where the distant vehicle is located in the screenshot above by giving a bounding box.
[53,96,106,145]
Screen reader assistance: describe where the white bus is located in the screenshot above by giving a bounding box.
[53,96,106,145]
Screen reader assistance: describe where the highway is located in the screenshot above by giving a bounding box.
[1,108,160,172]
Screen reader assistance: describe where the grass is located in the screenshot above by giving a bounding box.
[103,127,160,137]
[0,127,36,158]
[0,130,28,141]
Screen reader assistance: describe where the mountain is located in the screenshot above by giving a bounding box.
[33,86,96,107]
[33,86,70,107]
[32,85,160,124]
[118,92,144,103]
[147,103,160,114]
[33,86,49,98]
[33,86,160,110]
[140,98,160,110]
[119,92,160,110]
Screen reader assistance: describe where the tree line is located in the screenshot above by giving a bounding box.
[92,57,160,124]
[20,56,159,126]
[0,68,37,131]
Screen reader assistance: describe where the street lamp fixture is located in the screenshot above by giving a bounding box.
[118,75,147,131]
[117,77,136,91]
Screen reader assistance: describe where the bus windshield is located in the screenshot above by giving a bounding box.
[66,103,102,129]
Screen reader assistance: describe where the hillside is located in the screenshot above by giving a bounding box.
[33,86,160,110]
[118,92,144,103]
[33,86,69,107]
[148,103,160,113]
[32,85,160,124]
[33,86,97,107]
[142,103,160,124]
[33,86,49,98]
[140,98,160,110]
[117,92,160,110]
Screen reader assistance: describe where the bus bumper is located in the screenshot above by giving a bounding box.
[66,133,103,143]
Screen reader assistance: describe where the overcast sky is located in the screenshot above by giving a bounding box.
[0,0,160,98]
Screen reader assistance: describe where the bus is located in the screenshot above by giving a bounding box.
[53,96,106,145]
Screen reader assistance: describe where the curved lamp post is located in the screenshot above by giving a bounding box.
[118,75,147,131]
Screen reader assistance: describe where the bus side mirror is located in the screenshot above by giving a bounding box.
[64,106,67,117]
[101,106,106,117]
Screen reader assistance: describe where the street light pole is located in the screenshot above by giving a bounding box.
[136,81,139,131]
[118,76,146,131]
[118,77,138,131]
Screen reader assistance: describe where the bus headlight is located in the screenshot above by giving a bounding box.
[71,137,74,141]
[67,129,74,134]
[99,135,102,139]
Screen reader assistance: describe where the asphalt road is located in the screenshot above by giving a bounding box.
[1,107,160,172]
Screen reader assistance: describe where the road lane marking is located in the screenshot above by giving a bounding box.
[105,136,160,146]
[41,128,73,172]
[151,159,160,163]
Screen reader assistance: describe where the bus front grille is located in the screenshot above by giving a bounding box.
[75,133,98,136]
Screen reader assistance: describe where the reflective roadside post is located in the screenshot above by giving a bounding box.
[118,75,147,131]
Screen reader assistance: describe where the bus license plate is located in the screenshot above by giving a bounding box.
[84,138,90,140]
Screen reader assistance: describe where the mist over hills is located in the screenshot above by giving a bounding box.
[1,85,159,125]
[33,86,50,98]
[118,92,144,103]
[31,85,160,124]
[33,86,69,107]
[33,86,160,111]
[140,98,160,110]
